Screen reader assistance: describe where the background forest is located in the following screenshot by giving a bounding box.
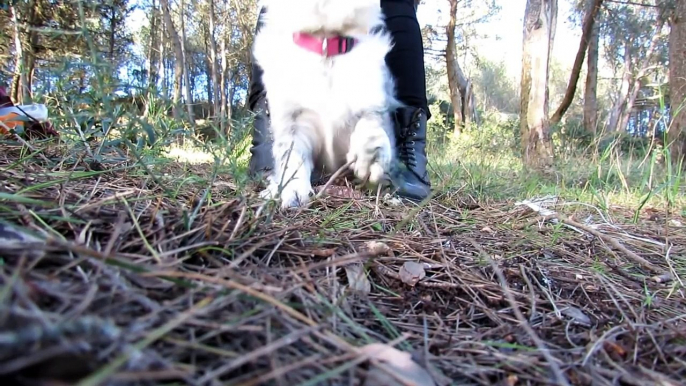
[1,0,683,184]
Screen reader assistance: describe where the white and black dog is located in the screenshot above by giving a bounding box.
[252,0,401,209]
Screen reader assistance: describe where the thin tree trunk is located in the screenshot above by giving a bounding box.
[228,70,238,119]
[179,0,195,127]
[158,27,167,99]
[159,0,184,121]
[606,44,631,133]
[25,36,36,101]
[462,80,477,126]
[617,20,666,133]
[208,0,220,118]
[583,0,600,135]
[10,4,29,104]
[669,1,686,167]
[446,0,479,134]
[220,17,230,135]
[446,0,463,134]
[205,57,213,106]
[202,22,211,105]
[549,0,603,126]
[144,0,158,117]
[520,0,557,169]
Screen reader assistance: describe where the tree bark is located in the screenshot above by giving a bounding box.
[179,0,195,126]
[208,0,220,118]
[520,0,557,169]
[220,7,230,135]
[445,0,463,133]
[669,0,686,167]
[205,55,213,105]
[159,0,184,120]
[549,0,603,126]
[25,32,37,101]
[606,44,631,133]
[144,0,158,117]
[583,0,600,135]
[10,4,29,105]
[158,24,167,99]
[617,19,666,133]
[445,0,479,133]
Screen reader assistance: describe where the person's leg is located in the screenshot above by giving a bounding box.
[247,7,273,178]
[381,0,432,200]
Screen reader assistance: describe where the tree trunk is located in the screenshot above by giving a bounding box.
[25,35,36,101]
[445,0,463,134]
[208,0,220,118]
[583,0,600,135]
[144,0,158,117]
[158,26,167,99]
[606,44,631,133]
[179,0,195,126]
[10,4,29,105]
[520,0,557,169]
[617,20,666,133]
[462,80,478,126]
[220,16,230,135]
[159,0,184,120]
[549,0,603,126]
[205,56,213,106]
[669,0,686,167]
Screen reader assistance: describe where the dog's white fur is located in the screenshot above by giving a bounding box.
[253,0,401,208]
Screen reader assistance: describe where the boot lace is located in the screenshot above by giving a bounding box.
[399,117,419,169]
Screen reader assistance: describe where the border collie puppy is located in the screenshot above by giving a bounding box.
[253,0,400,208]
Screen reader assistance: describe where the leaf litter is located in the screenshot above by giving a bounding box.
[0,142,685,385]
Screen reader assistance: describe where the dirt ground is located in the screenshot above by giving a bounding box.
[0,143,685,386]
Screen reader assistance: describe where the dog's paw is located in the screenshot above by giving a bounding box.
[347,129,393,185]
[260,179,314,209]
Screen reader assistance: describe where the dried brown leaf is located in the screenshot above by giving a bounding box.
[310,248,337,257]
[399,262,425,286]
[345,263,371,294]
[365,241,391,256]
[560,306,591,326]
[360,343,436,386]
[603,340,627,358]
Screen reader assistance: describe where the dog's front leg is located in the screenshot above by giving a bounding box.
[260,120,316,209]
[347,111,394,186]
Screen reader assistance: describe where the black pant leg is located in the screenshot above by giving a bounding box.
[247,6,267,112]
[380,0,431,119]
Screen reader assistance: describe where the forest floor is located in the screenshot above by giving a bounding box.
[0,139,685,386]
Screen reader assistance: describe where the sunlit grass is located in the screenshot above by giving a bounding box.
[424,118,686,215]
[163,143,217,165]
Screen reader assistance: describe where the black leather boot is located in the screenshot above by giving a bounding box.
[247,7,274,179]
[391,106,431,201]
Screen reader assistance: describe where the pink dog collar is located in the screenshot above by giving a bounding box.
[292,32,358,57]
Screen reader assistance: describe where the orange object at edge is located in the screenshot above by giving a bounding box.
[0,111,27,135]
